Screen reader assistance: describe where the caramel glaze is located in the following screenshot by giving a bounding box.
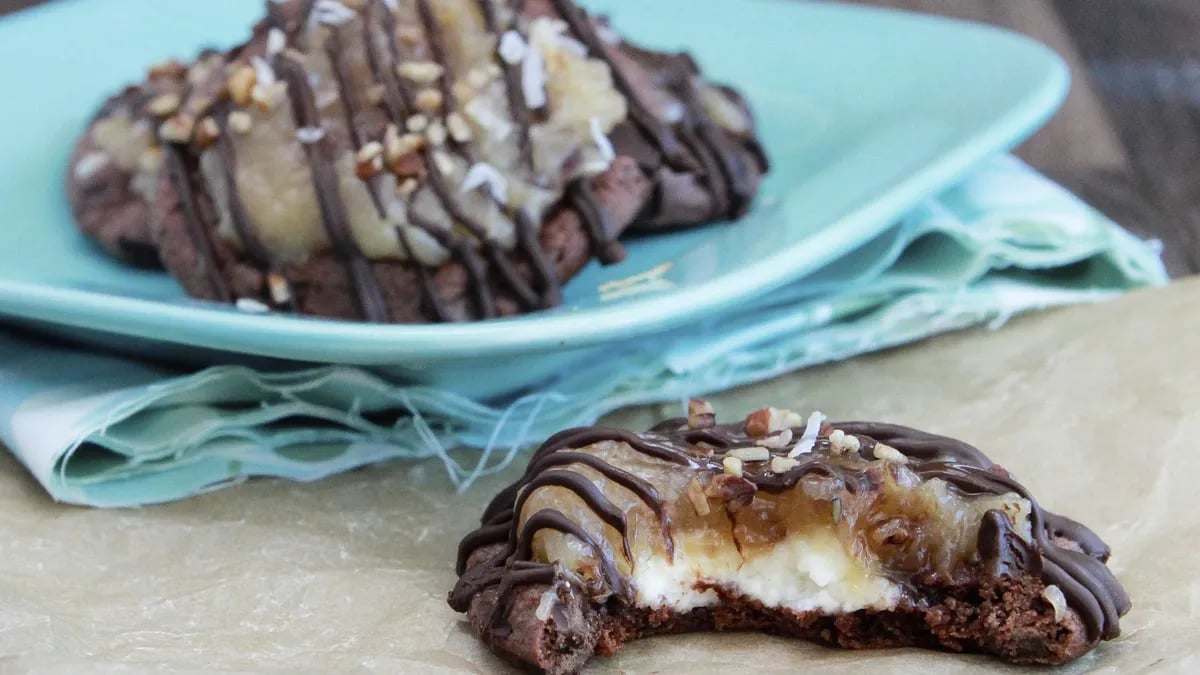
[152,0,766,322]
[450,419,1130,644]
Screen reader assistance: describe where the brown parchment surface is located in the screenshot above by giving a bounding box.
[1,279,1198,673]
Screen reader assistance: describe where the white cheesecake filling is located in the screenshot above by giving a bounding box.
[632,529,902,614]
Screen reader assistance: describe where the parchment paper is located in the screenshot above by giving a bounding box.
[2,279,1198,673]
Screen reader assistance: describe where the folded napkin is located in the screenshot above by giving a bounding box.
[0,155,1166,507]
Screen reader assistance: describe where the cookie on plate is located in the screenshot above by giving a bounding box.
[67,0,769,322]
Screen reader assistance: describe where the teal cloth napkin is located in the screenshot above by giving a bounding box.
[0,155,1167,507]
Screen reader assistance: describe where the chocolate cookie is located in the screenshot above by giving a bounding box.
[67,0,768,323]
[450,401,1130,673]
[67,87,172,267]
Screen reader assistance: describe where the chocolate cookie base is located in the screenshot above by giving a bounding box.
[66,90,161,268]
[464,564,1093,675]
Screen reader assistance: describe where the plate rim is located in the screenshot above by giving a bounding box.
[0,1,1070,364]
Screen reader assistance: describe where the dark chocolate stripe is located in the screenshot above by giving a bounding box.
[476,0,534,171]
[456,522,510,575]
[568,179,626,265]
[270,0,316,37]
[515,509,627,596]
[515,209,562,306]
[664,58,756,218]
[480,426,698,526]
[358,1,466,322]
[162,145,233,303]
[692,117,754,217]
[512,470,633,565]
[485,561,565,630]
[675,122,730,218]
[273,54,391,323]
[473,0,562,304]
[396,229,451,322]
[325,28,369,150]
[363,0,414,119]
[525,451,675,559]
[407,210,497,319]
[549,0,696,172]
[414,0,456,115]
[412,1,550,311]
[919,462,1128,640]
[329,11,463,323]
[362,0,544,319]
[213,133,274,267]
[422,153,542,309]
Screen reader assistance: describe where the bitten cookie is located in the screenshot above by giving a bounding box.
[66,0,769,323]
[450,400,1130,673]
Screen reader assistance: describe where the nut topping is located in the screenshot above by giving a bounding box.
[873,443,909,464]
[744,408,771,438]
[158,114,195,144]
[396,61,445,84]
[722,456,744,478]
[227,111,253,135]
[728,447,770,463]
[193,116,221,149]
[687,398,716,429]
[145,92,182,118]
[228,65,257,106]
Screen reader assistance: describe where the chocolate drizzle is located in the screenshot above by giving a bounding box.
[414,0,456,115]
[549,0,693,172]
[364,0,416,118]
[162,145,232,302]
[568,180,625,264]
[475,0,534,171]
[213,132,274,268]
[451,415,1129,645]
[360,0,551,318]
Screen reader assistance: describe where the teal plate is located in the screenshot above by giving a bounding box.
[0,0,1067,370]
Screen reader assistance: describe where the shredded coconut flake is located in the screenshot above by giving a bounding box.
[728,447,770,462]
[296,126,326,144]
[662,101,687,124]
[464,97,514,140]
[1042,584,1068,623]
[251,56,276,87]
[432,150,457,176]
[312,0,357,26]
[266,28,287,57]
[756,428,793,450]
[554,33,589,58]
[535,590,557,621]
[236,298,270,313]
[73,152,111,180]
[317,89,340,109]
[590,117,616,162]
[461,163,509,204]
[521,41,547,109]
[498,30,528,65]
[788,411,826,458]
[597,23,622,46]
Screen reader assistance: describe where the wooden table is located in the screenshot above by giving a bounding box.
[7,0,1197,275]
